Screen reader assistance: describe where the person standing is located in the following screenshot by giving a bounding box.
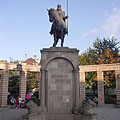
[25,93,31,102]
[10,96,16,107]
[18,96,22,108]
[22,93,31,108]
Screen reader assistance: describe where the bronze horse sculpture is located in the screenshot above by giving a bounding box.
[47,8,68,47]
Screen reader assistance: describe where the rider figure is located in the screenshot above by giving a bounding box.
[50,4,68,35]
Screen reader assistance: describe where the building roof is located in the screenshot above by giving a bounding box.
[23,58,38,65]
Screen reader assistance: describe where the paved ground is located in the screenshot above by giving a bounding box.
[0,104,120,120]
[94,104,120,120]
[0,106,28,120]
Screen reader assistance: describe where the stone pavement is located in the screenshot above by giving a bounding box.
[0,106,28,120]
[94,104,120,120]
[0,104,120,120]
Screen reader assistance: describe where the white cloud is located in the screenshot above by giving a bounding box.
[82,8,120,38]
[101,9,120,37]
[82,28,98,38]
[113,7,118,12]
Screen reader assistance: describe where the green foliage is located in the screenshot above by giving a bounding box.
[0,60,7,62]
[9,71,20,98]
[79,37,120,90]
[85,72,97,89]
[79,52,94,65]
[8,71,39,98]
[9,57,21,63]
[88,37,120,64]
[104,71,115,88]
[27,72,40,92]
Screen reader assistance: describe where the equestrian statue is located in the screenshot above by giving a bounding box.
[47,4,68,47]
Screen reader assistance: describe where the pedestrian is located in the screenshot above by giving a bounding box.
[14,97,19,108]
[22,93,31,108]
[25,93,31,102]
[18,96,22,108]
[10,96,16,107]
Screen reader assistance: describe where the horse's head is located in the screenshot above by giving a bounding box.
[47,8,56,22]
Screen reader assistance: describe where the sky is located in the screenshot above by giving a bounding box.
[0,0,120,62]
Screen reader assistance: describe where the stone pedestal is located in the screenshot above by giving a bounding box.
[40,47,79,114]
[26,47,97,120]
[39,47,80,120]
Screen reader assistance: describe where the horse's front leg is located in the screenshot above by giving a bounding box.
[53,34,58,47]
[61,35,65,47]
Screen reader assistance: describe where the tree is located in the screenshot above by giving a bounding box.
[79,52,97,94]
[27,72,39,93]
[79,52,97,95]
[88,37,120,64]
[9,57,21,63]
[79,53,94,65]
[90,37,119,89]
[9,71,20,98]
[85,72,97,95]
[79,37,120,94]
[0,60,7,62]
